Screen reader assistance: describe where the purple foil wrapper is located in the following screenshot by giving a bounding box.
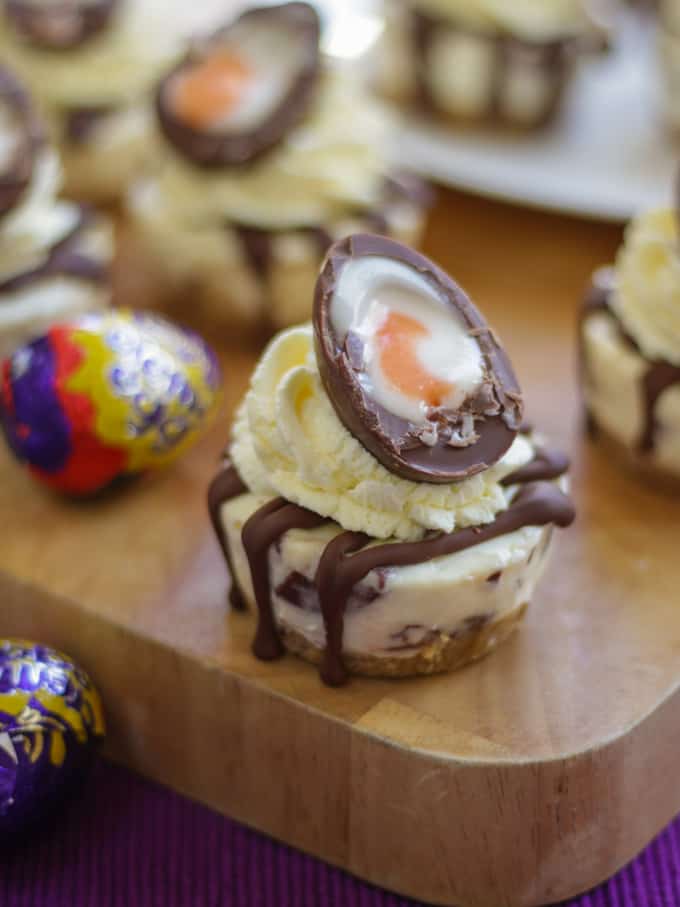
[0,640,105,836]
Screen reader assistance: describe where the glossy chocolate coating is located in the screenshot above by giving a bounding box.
[4,0,119,51]
[0,66,44,219]
[313,234,524,484]
[155,2,320,169]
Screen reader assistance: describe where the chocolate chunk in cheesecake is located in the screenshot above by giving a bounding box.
[313,234,524,484]
[4,0,119,51]
[155,2,321,169]
[0,65,44,219]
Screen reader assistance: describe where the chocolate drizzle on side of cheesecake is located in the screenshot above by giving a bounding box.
[0,66,45,220]
[207,461,247,611]
[63,105,114,144]
[0,206,108,295]
[4,0,119,51]
[410,9,572,128]
[207,451,573,687]
[581,268,680,453]
[231,174,432,293]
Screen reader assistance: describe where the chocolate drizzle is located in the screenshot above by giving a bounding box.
[410,9,571,127]
[233,223,331,283]
[501,448,570,486]
[231,175,431,292]
[241,498,326,660]
[581,269,680,453]
[0,207,108,295]
[207,450,573,686]
[63,104,114,144]
[207,461,247,610]
[4,0,119,51]
[156,2,321,170]
[0,66,44,220]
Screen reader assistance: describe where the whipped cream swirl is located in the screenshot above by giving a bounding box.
[230,324,535,541]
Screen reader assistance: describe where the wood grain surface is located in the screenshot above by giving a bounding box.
[3,186,680,907]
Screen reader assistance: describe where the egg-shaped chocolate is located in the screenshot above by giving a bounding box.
[0,66,44,219]
[0,310,221,495]
[155,2,320,169]
[314,234,523,484]
[3,0,119,51]
[0,639,104,836]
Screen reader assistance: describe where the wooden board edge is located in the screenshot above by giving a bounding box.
[3,569,680,907]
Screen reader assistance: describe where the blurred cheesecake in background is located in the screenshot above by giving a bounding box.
[0,0,181,202]
[581,204,680,487]
[0,65,112,361]
[375,0,608,130]
[126,2,432,334]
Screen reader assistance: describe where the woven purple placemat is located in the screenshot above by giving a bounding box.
[1,758,678,907]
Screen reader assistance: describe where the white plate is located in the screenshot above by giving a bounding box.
[391,13,678,222]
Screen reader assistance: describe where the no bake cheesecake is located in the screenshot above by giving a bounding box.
[209,235,575,685]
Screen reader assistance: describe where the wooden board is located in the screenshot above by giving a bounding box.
[3,189,680,907]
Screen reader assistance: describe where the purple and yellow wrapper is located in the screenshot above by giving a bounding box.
[0,310,221,494]
[0,639,105,836]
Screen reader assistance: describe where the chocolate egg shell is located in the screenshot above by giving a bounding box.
[0,310,222,495]
[0,639,104,836]
[0,66,44,219]
[313,234,523,484]
[155,2,320,169]
[4,0,119,51]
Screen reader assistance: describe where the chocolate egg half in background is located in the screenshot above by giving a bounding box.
[156,1,321,168]
[0,639,104,837]
[0,310,221,495]
[314,234,524,484]
[3,0,120,51]
[0,64,44,218]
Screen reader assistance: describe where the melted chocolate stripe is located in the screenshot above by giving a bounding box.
[501,448,570,486]
[0,66,44,219]
[207,462,247,611]
[0,208,108,295]
[409,10,570,124]
[581,272,680,453]
[312,481,574,684]
[316,530,369,686]
[64,105,115,144]
[241,499,326,661]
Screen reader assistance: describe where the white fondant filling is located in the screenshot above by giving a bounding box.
[330,256,483,425]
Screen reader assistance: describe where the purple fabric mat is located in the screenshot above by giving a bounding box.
[1,758,679,907]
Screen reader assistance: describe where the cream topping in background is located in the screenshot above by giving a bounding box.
[412,0,592,39]
[148,68,392,229]
[612,207,680,367]
[230,324,534,542]
[0,0,181,107]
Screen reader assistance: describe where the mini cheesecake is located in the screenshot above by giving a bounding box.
[581,207,680,486]
[375,0,605,130]
[209,236,575,685]
[0,66,112,359]
[0,0,181,202]
[127,3,431,333]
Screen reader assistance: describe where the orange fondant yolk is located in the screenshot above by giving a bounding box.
[376,311,454,408]
[173,51,253,129]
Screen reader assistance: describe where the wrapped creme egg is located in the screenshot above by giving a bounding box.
[0,310,221,494]
[0,639,105,836]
